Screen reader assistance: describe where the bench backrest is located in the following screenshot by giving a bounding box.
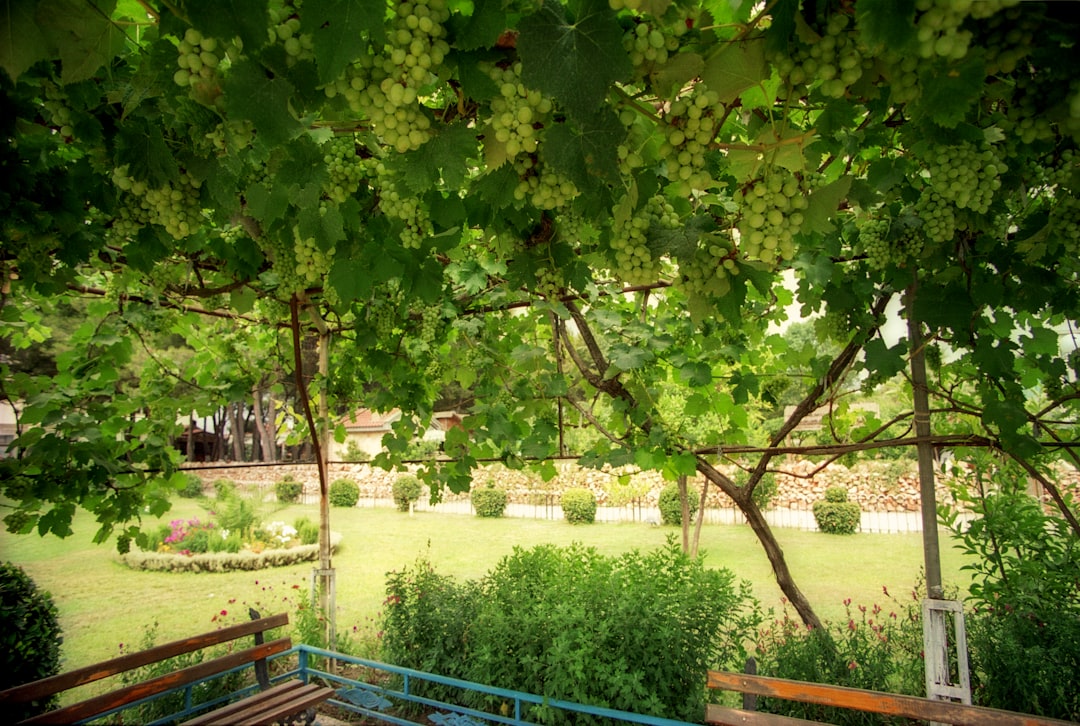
[1,612,291,725]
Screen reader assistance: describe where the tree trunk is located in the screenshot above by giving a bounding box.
[252,380,277,463]
[678,474,690,553]
[229,402,245,461]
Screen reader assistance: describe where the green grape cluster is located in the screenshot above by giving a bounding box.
[326,0,449,153]
[858,216,924,270]
[659,88,719,190]
[323,135,367,203]
[622,10,695,79]
[610,208,661,286]
[773,13,866,99]
[372,161,432,249]
[979,5,1035,75]
[913,0,1018,61]
[815,311,852,343]
[292,226,334,286]
[367,299,398,340]
[204,120,255,153]
[676,232,739,300]
[111,165,203,240]
[878,52,920,106]
[512,156,579,210]
[483,62,552,160]
[269,0,314,64]
[40,83,74,139]
[608,0,643,11]
[923,142,1004,214]
[174,27,223,88]
[735,172,807,266]
[534,264,565,300]
[259,233,305,296]
[913,189,956,244]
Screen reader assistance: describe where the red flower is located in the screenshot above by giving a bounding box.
[220,609,228,617]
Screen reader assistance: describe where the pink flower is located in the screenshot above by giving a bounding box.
[220,609,228,617]
[882,585,889,597]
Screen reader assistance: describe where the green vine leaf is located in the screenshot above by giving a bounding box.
[517,0,631,122]
[702,40,767,104]
[185,0,270,55]
[222,59,303,147]
[37,0,126,84]
[304,0,384,84]
[0,0,51,83]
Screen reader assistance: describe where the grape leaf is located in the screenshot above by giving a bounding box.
[855,0,916,52]
[517,0,631,122]
[243,180,290,225]
[650,51,704,100]
[399,123,478,193]
[702,39,767,104]
[185,0,269,54]
[222,60,302,147]
[453,0,506,51]
[114,118,180,185]
[911,55,985,129]
[36,0,125,84]
[328,258,374,304]
[802,175,852,235]
[304,0,383,84]
[542,109,624,190]
[0,0,51,83]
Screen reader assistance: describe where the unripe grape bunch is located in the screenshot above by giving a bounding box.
[923,142,1005,214]
[174,27,223,89]
[111,165,203,240]
[659,88,720,190]
[735,172,808,266]
[772,12,866,100]
[483,62,553,160]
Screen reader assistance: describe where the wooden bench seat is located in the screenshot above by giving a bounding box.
[1,611,335,726]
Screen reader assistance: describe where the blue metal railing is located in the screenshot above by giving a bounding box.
[89,645,701,726]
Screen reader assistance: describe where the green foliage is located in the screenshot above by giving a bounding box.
[944,458,1080,719]
[294,516,319,546]
[341,440,371,463]
[213,479,238,501]
[392,475,423,512]
[0,563,63,722]
[658,482,698,526]
[329,478,360,508]
[404,439,440,460]
[471,484,508,518]
[560,487,597,524]
[380,541,759,722]
[753,592,925,724]
[215,494,259,539]
[752,473,778,510]
[813,488,861,534]
[178,473,204,499]
[274,475,303,504]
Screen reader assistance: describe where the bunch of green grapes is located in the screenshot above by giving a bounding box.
[326,0,449,153]
[913,0,1018,61]
[259,232,305,296]
[610,208,661,286]
[371,161,432,249]
[659,88,719,190]
[877,52,921,106]
[203,120,255,154]
[512,156,579,211]
[269,0,313,64]
[815,311,852,343]
[923,142,1004,214]
[608,0,643,11]
[482,62,553,160]
[111,165,203,240]
[323,135,367,203]
[978,5,1035,75]
[675,231,739,301]
[735,172,808,266]
[913,189,956,244]
[534,264,565,300]
[622,9,696,80]
[40,82,74,139]
[772,13,866,99]
[174,27,224,89]
[292,226,334,287]
[858,216,925,270]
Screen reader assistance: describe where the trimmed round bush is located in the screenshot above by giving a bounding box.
[275,475,303,504]
[392,475,423,512]
[177,473,204,498]
[1,563,63,722]
[812,487,861,534]
[471,485,508,518]
[294,517,319,545]
[658,482,698,526]
[561,487,597,524]
[329,478,360,508]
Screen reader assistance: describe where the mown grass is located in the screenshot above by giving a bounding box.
[0,498,972,674]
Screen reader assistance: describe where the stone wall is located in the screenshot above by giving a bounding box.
[182,459,1080,512]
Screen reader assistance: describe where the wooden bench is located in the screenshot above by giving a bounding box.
[706,669,1074,726]
[0,611,335,726]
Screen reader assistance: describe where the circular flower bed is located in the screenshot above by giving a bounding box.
[121,515,341,573]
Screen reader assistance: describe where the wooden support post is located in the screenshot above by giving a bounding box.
[922,599,971,705]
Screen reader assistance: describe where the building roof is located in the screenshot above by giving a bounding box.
[341,409,403,432]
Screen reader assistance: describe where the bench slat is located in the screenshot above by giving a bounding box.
[182,679,335,726]
[19,638,292,726]
[706,704,817,726]
[1,613,290,705]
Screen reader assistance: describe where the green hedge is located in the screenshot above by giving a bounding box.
[275,476,303,504]
[329,478,360,508]
[471,485,508,518]
[561,487,597,524]
[812,488,860,534]
[0,563,63,722]
[392,475,423,512]
[122,534,342,572]
[658,482,698,526]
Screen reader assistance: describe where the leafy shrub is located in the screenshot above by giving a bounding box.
[275,475,303,504]
[208,530,243,554]
[392,475,423,512]
[294,517,319,546]
[212,479,237,500]
[341,439,371,463]
[178,473,204,498]
[0,563,63,722]
[216,495,259,539]
[329,478,360,508]
[752,472,778,510]
[471,484,508,518]
[753,593,924,725]
[944,458,1080,719]
[404,439,440,460]
[658,482,698,525]
[812,488,860,534]
[380,540,759,723]
[560,487,596,524]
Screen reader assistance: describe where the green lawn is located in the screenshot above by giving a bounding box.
[0,499,972,674]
